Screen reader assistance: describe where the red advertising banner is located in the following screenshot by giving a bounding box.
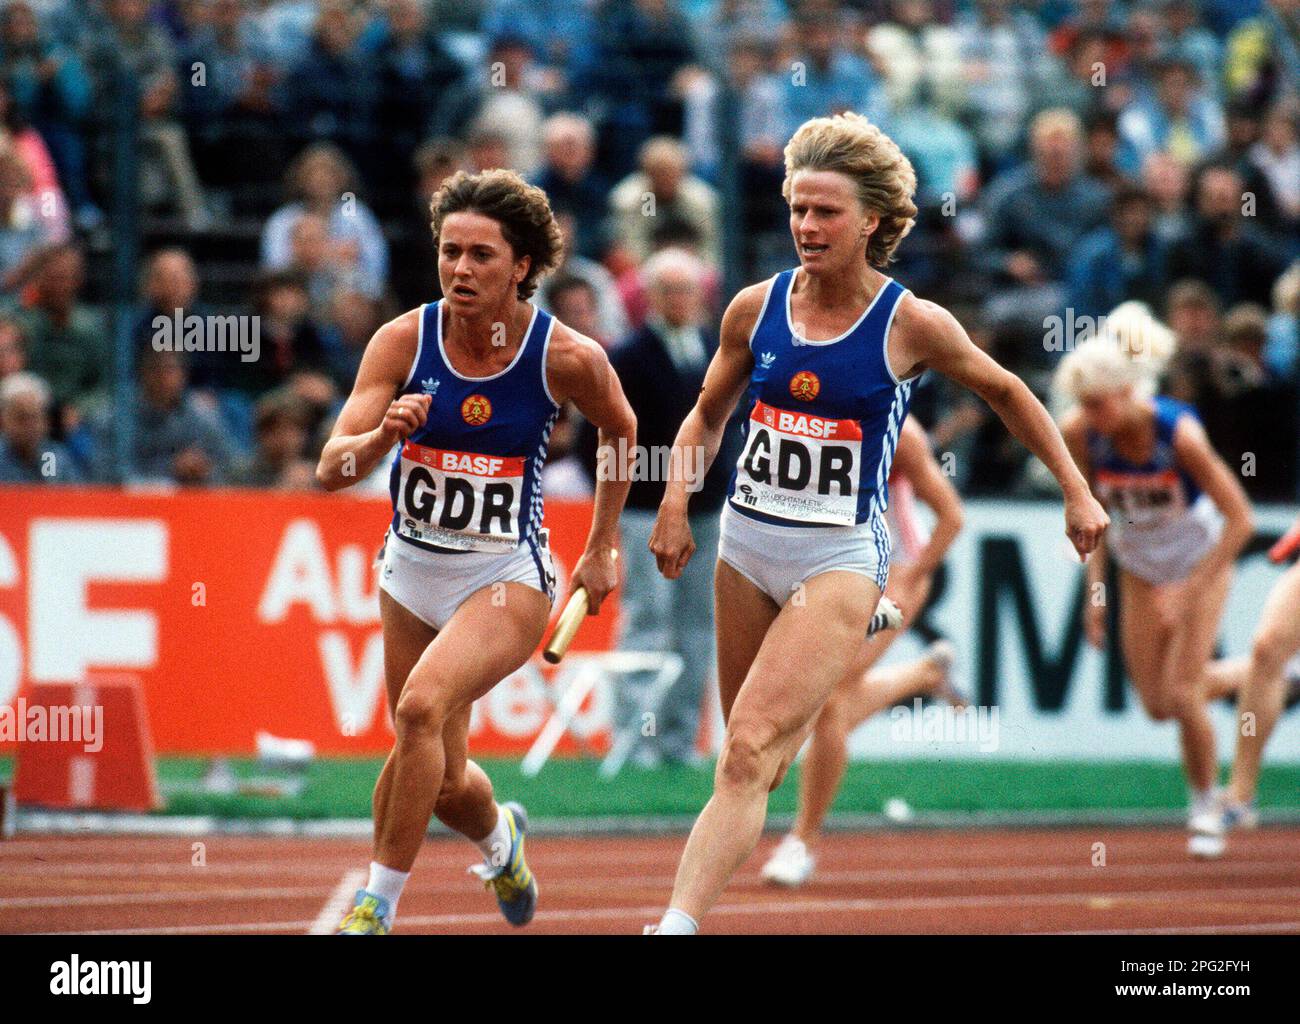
[0,488,619,755]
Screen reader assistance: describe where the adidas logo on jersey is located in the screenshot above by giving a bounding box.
[421,377,440,395]
[759,351,775,369]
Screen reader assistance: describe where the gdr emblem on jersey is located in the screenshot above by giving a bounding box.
[461,394,492,426]
[789,371,820,402]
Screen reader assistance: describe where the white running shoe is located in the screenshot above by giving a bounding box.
[867,597,904,637]
[761,834,815,887]
[1187,806,1227,859]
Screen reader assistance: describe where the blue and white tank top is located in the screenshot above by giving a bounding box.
[387,301,560,554]
[727,268,914,528]
[1087,395,1222,582]
[1087,395,1203,530]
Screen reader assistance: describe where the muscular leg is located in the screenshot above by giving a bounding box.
[372,590,437,850]
[1228,562,1300,804]
[713,559,779,721]
[1119,571,1173,715]
[1159,564,1234,793]
[432,704,498,842]
[666,569,880,926]
[374,583,549,872]
[793,571,934,845]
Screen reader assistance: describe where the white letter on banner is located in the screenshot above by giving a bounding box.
[30,520,167,680]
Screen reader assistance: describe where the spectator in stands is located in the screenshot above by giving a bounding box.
[95,347,238,486]
[261,143,387,300]
[1031,30,1118,122]
[0,138,58,295]
[1248,101,1300,232]
[180,0,284,197]
[1141,149,1193,242]
[241,270,334,401]
[232,388,317,489]
[320,285,381,391]
[0,0,94,227]
[1167,162,1292,308]
[1265,261,1300,380]
[437,33,555,179]
[978,108,1109,339]
[281,0,377,162]
[1224,0,1300,106]
[481,0,596,81]
[954,0,1053,172]
[890,81,980,210]
[779,8,888,143]
[1081,109,1128,192]
[1161,0,1224,99]
[542,274,609,349]
[132,247,230,387]
[1116,58,1226,176]
[536,210,629,344]
[84,0,209,229]
[389,137,465,309]
[0,370,81,483]
[1069,186,1168,321]
[0,79,70,242]
[581,248,737,768]
[583,0,700,177]
[10,242,105,411]
[608,135,720,266]
[865,0,964,118]
[0,315,25,381]
[245,0,317,68]
[533,113,608,261]
[371,0,465,209]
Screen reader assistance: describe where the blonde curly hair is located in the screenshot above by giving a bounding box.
[782,112,918,268]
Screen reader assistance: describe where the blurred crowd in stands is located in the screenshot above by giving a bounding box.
[0,0,1296,500]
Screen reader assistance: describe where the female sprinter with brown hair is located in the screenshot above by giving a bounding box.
[317,169,635,933]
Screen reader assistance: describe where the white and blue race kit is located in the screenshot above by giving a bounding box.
[380,300,559,630]
[1088,395,1222,586]
[720,269,916,606]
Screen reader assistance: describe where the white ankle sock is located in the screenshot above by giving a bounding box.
[656,908,699,935]
[366,862,409,921]
[476,805,513,868]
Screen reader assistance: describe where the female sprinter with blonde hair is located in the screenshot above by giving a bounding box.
[1056,315,1254,858]
[644,112,1108,934]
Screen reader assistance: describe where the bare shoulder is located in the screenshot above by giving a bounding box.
[545,318,613,404]
[354,307,421,385]
[893,293,966,345]
[719,279,775,347]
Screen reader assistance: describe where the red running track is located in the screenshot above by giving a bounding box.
[1,826,1297,935]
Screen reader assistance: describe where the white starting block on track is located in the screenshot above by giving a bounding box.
[520,652,684,778]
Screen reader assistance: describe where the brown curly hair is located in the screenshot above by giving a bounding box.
[429,169,564,301]
[782,112,918,268]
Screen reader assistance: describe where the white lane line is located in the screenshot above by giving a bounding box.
[0,885,337,910]
[9,858,1298,910]
[309,869,365,935]
[35,884,1300,936]
[1043,920,1300,935]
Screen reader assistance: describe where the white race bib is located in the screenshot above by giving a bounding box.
[730,400,863,525]
[1095,468,1187,531]
[395,441,524,552]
